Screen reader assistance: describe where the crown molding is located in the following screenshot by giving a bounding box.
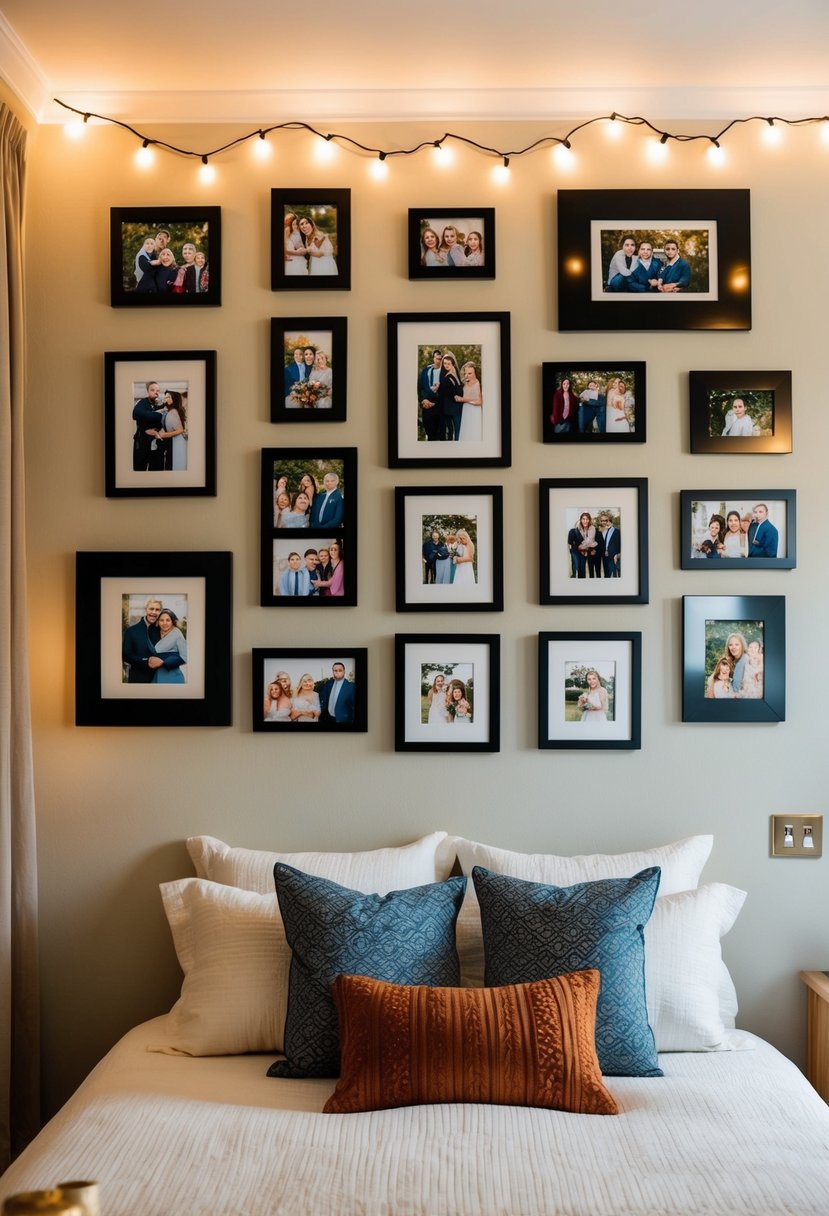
[0,14,51,118]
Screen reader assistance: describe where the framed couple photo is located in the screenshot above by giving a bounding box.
[539,632,642,750]
[252,649,367,733]
[395,634,500,753]
[689,370,792,454]
[682,595,785,722]
[271,189,351,291]
[680,490,796,570]
[270,317,347,423]
[110,207,220,307]
[407,208,495,280]
[541,361,646,444]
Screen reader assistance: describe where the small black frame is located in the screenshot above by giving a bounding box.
[271,189,351,291]
[541,360,646,444]
[680,490,796,570]
[407,208,495,280]
[270,317,347,423]
[682,594,786,722]
[538,631,642,750]
[394,633,500,753]
[252,648,367,732]
[689,370,792,454]
[110,207,221,307]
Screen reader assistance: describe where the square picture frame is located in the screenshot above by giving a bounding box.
[75,550,232,727]
[271,189,351,291]
[270,317,347,423]
[252,648,367,732]
[682,595,785,722]
[104,350,216,497]
[260,447,357,607]
[689,370,792,454]
[110,207,221,307]
[539,631,642,750]
[680,490,796,570]
[395,633,500,753]
[394,485,504,612]
[407,208,495,279]
[387,312,511,468]
[557,189,751,332]
[541,360,646,444]
[539,478,649,604]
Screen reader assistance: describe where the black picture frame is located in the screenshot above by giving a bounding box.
[104,350,216,497]
[271,189,351,291]
[75,550,232,727]
[689,370,792,454]
[395,633,500,753]
[539,478,649,604]
[387,312,511,468]
[541,360,646,444]
[538,631,642,750]
[407,208,495,280]
[680,490,796,570]
[110,207,221,307]
[270,317,347,423]
[252,648,367,733]
[260,447,357,607]
[682,595,785,722]
[557,189,751,332]
[394,485,504,612]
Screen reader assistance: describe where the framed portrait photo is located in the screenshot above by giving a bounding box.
[395,633,500,753]
[252,648,367,733]
[407,208,495,280]
[539,478,648,605]
[260,447,357,607]
[271,189,351,291]
[539,632,641,750]
[394,485,503,612]
[689,370,792,454]
[271,317,347,423]
[110,207,220,307]
[682,595,785,722]
[680,490,796,570]
[557,189,751,331]
[75,550,232,727]
[387,312,511,468]
[541,361,645,444]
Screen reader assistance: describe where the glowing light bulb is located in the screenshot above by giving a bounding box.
[432,144,453,168]
[762,121,782,146]
[604,115,622,141]
[65,119,86,140]
[707,142,726,166]
[369,157,389,180]
[553,143,575,171]
[253,135,272,161]
[135,141,154,169]
[491,163,510,185]
[199,160,216,184]
[314,137,336,163]
[646,138,669,164]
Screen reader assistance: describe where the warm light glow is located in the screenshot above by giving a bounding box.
[369,158,389,181]
[552,144,575,171]
[604,118,622,141]
[820,123,829,146]
[135,145,154,169]
[314,138,337,163]
[253,136,272,161]
[646,139,669,164]
[564,257,585,277]
[762,123,783,146]
[707,143,727,166]
[729,268,750,293]
[199,162,217,184]
[64,119,86,141]
[432,144,454,168]
[491,164,511,185]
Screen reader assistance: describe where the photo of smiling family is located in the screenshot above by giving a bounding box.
[542,362,645,443]
[121,593,189,685]
[408,209,495,279]
[680,491,795,570]
[110,207,221,306]
[598,226,714,297]
[252,648,367,733]
[272,190,351,290]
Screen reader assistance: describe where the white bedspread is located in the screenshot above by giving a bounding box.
[3,1018,829,1215]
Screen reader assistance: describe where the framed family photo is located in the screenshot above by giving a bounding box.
[689,370,792,454]
[538,632,642,750]
[680,490,796,570]
[387,312,511,468]
[394,485,503,612]
[75,550,232,727]
[110,207,220,307]
[539,478,648,604]
[271,189,351,291]
[252,649,367,733]
[541,361,646,444]
[557,189,751,331]
[395,634,500,753]
[682,595,785,722]
[271,317,347,423]
[260,447,357,607]
[104,350,216,497]
[407,208,495,280]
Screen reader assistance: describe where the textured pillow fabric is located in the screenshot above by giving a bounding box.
[473,865,662,1077]
[268,865,467,1079]
[324,971,618,1116]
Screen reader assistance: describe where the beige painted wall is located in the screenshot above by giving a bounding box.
[22,115,828,1115]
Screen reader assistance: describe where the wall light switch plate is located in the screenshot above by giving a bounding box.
[770,814,823,857]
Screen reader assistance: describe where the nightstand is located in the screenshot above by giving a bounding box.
[800,970,829,1101]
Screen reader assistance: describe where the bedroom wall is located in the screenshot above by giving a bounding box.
[20,113,828,1116]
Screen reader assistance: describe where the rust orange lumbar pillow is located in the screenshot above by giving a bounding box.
[323,969,618,1115]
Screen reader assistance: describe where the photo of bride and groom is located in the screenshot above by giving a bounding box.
[121,593,188,686]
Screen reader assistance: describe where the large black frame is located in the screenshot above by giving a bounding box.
[271,189,351,291]
[252,648,367,733]
[541,360,646,444]
[680,490,796,570]
[270,316,347,423]
[538,631,642,751]
[394,633,500,753]
[682,595,786,722]
[689,370,792,454]
[407,208,496,280]
[110,207,221,307]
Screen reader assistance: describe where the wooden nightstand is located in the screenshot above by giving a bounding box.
[800,971,829,1102]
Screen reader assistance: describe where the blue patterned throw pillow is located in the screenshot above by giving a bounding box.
[472,865,662,1077]
[268,864,467,1078]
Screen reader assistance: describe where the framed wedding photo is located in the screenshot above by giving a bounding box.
[407,208,495,280]
[75,550,232,727]
[110,207,221,307]
[394,485,503,612]
[682,595,785,722]
[689,370,792,454]
[541,361,646,444]
[387,312,511,468]
[104,350,216,497]
[271,189,351,291]
[395,633,500,753]
[539,478,648,604]
[557,189,751,332]
[680,490,796,570]
[539,632,641,750]
[252,648,367,733]
[271,317,347,423]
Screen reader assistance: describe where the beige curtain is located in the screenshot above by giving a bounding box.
[0,102,39,1169]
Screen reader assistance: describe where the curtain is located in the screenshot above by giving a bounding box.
[0,101,39,1169]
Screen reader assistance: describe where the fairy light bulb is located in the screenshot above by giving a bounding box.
[199,157,216,184]
[253,132,272,161]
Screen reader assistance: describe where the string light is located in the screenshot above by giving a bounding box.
[369,153,389,181]
[135,139,154,168]
[198,156,216,184]
[552,142,575,170]
[253,131,272,161]
[647,134,670,164]
[707,139,726,166]
[762,118,783,146]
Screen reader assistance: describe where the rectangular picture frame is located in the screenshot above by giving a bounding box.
[682,595,785,722]
[271,317,347,423]
[689,370,792,454]
[539,631,641,750]
[680,490,796,570]
[252,648,367,733]
[408,208,495,280]
[395,633,500,753]
[271,189,351,291]
[110,206,221,307]
[557,189,751,332]
[75,550,232,727]
[541,360,646,444]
